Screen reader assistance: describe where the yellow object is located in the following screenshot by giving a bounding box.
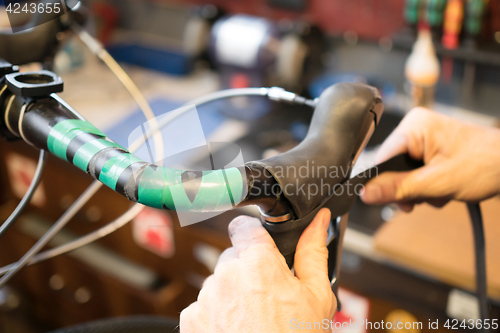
[385,309,422,333]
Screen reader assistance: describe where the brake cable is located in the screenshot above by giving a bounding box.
[467,203,489,329]
[0,149,48,237]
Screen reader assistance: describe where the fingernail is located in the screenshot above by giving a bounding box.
[228,216,247,236]
[362,185,382,203]
[230,216,247,227]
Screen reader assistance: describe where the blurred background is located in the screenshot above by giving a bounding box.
[0,0,499,332]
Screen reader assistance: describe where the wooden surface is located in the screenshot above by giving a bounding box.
[373,197,500,300]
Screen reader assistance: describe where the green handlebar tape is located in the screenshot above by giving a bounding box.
[136,166,245,212]
[73,139,124,172]
[169,168,244,212]
[99,153,142,190]
[47,119,107,160]
[137,166,173,209]
[46,119,246,212]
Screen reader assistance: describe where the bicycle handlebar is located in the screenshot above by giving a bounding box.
[2,92,247,212]
[0,66,388,287]
[1,74,380,221]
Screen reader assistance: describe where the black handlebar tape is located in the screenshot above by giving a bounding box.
[263,154,425,268]
[248,82,383,219]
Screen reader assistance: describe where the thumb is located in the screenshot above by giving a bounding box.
[294,208,331,287]
[361,163,451,205]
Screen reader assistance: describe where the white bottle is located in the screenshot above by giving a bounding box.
[405,29,440,108]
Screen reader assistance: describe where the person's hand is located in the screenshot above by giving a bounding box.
[180,208,336,333]
[361,107,500,211]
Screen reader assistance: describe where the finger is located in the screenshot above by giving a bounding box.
[375,107,431,164]
[375,130,409,164]
[228,215,277,257]
[214,247,237,274]
[360,163,453,205]
[294,208,331,286]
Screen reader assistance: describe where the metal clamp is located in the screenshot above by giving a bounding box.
[259,208,294,223]
[5,70,63,98]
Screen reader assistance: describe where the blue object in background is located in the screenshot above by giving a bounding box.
[290,121,309,141]
[104,98,225,147]
[104,98,226,167]
[106,44,191,76]
[209,97,271,121]
[309,72,397,100]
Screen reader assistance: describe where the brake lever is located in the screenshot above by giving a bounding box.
[261,153,424,296]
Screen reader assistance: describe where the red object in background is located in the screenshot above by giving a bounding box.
[165,0,405,40]
[441,57,454,84]
[333,288,370,333]
[132,207,175,258]
[230,73,250,89]
[418,21,431,32]
[489,0,500,39]
[92,3,119,45]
